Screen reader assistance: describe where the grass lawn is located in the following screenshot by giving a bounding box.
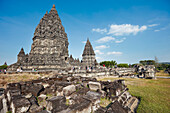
[156,70,170,77]
[97,77,170,113]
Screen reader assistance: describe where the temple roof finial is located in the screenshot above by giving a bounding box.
[50,4,58,13]
[53,4,55,8]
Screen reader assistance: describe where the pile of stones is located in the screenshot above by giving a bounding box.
[0,75,139,113]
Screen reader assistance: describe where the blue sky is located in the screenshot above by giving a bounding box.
[0,0,170,65]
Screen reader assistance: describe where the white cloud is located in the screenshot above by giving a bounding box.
[95,45,109,49]
[96,36,115,43]
[115,40,124,43]
[108,24,147,36]
[95,50,104,55]
[148,24,159,27]
[96,57,102,60]
[82,41,86,44]
[107,51,122,55]
[154,30,160,32]
[92,28,107,34]
[115,37,126,43]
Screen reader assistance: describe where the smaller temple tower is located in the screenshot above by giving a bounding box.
[82,38,97,66]
[17,48,26,62]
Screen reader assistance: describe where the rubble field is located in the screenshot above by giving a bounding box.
[0,75,139,113]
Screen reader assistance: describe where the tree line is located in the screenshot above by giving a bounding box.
[99,60,170,70]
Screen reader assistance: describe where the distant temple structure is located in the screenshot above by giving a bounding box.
[8,5,97,71]
[82,39,97,66]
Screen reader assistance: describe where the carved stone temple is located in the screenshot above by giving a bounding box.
[8,5,97,71]
[82,39,97,66]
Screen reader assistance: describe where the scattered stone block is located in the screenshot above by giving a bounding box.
[84,91,101,112]
[11,96,30,113]
[63,85,76,96]
[1,95,8,113]
[69,99,92,113]
[0,97,3,112]
[0,88,4,96]
[27,84,44,97]
[7,89,21,102]
[88,81,101,91]
[94,106,107,113]
[109,100,128,113]
[46,96,67,112]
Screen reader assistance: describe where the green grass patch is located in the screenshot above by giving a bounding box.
[100,97,112,107]
[66,99,69,106]
[46,93,53,98]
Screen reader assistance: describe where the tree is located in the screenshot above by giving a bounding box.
[100,60,117,68]
[139,60,155,65]
[0,65,8,69]
[117,63,129,68]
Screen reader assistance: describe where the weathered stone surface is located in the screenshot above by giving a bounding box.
[7,89,21,102]
[63,85,76,96]
[0,97,3,112]
[46,96,67,112]
[38,94,47,102]
[88,81,101,91]
[109,100,128,113]
[125,96,139,113]
[37,110,49,113]
[0,88,4,96]
[26,84,44,97]
[11,96,30,113]
[84,91,101,112]
[1,95,8,113]
[69,99,92,113]
[94,107,107,113]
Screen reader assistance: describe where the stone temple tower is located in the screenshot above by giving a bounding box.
[8,5,69,71]
[27,4,69,68]
[17,48,25,62]
[82,38,97,66]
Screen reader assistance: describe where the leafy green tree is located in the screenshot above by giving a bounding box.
[139,60,155,65]
[100,60,117,68]
[117,63,129,68]
[0,65,8,69]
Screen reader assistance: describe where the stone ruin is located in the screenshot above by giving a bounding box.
[5,4,156,79]
[8,5,97,72]
[113,65,156,79]
[0,75,139,113]
[135,65,155,79]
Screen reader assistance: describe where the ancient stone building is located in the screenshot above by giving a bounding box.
[82,39,97,66]
[8,5,98,71]
[8,5,69,71]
